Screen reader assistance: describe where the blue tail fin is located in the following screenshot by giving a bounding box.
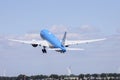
[62,32,67,45]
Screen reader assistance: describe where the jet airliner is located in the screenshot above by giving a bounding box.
[9,29,106,53]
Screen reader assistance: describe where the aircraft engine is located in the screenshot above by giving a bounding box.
[32,44,38,47]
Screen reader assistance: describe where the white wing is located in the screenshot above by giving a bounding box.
[65,38,106,46]
[8,39,49,47]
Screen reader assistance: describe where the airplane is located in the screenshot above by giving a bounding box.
[9,29,106,53]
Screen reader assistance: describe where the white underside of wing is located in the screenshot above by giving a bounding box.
[8,39,49,47]
[8,38,106,51]
[66,48,84,50]
[65,38,106,46]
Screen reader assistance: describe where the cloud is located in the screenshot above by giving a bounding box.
[48,25,84,39]
[77,25,100,34]
[23,33,40,39]
[0,24,104,47]
[0,33,40,48]
[49,25,70,34]
[47,24,101,39]
[0,35,17,47]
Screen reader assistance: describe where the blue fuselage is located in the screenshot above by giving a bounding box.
[40,29,66,52]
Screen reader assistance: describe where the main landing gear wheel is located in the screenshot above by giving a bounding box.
[42,49,47,53]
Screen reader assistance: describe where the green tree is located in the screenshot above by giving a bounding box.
[85,74,91,80]
[49,74,59,79]
[92,74,98,80]
[78,74,84,80]
[16,74,29,80]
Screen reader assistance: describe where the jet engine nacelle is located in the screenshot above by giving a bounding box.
[32,44,38,47]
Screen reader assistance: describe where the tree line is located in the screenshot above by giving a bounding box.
[0,73,120,80]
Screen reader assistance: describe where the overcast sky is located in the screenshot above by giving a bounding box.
[0,0,120,76]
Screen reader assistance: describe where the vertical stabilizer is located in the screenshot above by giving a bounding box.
[62,32,67,45]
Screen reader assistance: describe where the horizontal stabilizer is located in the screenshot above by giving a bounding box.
[48,48,84,51]
[66,48,84,50]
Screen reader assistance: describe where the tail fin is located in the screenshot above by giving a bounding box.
[62,32,67,45]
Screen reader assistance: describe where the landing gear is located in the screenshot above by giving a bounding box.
[42,49,47,53]
[42,47,47,53]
